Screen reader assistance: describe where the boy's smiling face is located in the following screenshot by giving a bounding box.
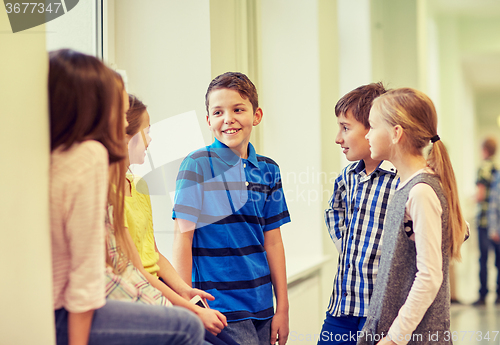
[207,88,262,158]
[335,110,372,162]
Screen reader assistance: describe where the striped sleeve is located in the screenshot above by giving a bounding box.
[172,156,204,224]
[66,144,107,312]
[52,141,108,313]
[263,164,290,231]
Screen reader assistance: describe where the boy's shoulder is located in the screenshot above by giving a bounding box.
[183,145,212,161]
[343,161,360,173]
[248,142,280,170]
[256,153,279,168]
[478,159,497,184]
[479,158,496,173]
[338,161,362,178]
[179,145,227,170]
[337,160,397,182]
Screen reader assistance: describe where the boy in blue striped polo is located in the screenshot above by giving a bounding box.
[173,72,291,345]
[317,83,399,345]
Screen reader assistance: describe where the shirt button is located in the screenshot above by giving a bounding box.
[243,163,247,168]
[344,292,348,296]
[245,181,249,186]
[347,264,351,268]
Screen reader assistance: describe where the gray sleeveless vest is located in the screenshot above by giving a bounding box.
[358,173,451,345]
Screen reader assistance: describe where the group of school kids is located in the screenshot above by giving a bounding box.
[320,78,471,345]
[173,74,465,345]
[52,48,464,345]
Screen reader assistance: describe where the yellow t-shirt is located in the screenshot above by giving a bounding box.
[124,175,160,276]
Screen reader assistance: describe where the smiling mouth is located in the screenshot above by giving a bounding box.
[223,128,241,134]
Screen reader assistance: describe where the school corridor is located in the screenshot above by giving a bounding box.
[2,0,500,343]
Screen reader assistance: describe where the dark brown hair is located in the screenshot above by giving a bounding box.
[48,49,130,271]
[48,49,126,164]
[205,72,258,113]
[335,82,387,129]
[126,94,147,137]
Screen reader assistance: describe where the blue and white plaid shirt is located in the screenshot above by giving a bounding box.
[325,160,398,317]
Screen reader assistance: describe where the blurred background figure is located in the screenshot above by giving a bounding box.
[474,137,498,306]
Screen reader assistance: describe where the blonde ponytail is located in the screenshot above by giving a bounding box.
[374,88,467,260]
[107,159,135,274]
[427,140,467,260]
[105,75,134,274]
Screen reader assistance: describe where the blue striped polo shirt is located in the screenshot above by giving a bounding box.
[172,138,290,321]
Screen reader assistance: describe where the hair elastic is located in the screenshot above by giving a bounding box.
[430,135,440,143]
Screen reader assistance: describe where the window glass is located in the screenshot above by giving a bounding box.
[45,0,100,56]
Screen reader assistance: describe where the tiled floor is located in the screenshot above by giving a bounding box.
[451,227,500,344]
[451,304,500,344]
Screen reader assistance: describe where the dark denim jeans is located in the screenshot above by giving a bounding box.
[223,318,272,345]
[205,329,241,345]
[478,227,500,298]
[55,300,204,345]
[317,313,366,345]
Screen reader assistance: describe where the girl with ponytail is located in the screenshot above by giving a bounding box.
[358,88,467,345]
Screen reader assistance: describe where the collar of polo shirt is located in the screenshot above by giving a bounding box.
[211,138,260,169]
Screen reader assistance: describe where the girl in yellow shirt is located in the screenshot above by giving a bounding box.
[122,95,239,345]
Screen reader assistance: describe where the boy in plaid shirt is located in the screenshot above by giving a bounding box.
[318,83,399,345]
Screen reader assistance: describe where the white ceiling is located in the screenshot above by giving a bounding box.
[431,0,500,17]
[462,53,500,92]
[431,0,500,91]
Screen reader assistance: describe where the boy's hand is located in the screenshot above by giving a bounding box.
[270,310,289,344]
[491,232,500,243]
[185,288,215,304]
[196,307,227,335]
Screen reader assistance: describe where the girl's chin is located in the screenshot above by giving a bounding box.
[130,157,145,166]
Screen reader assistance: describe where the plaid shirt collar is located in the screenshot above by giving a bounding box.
[348,160,397,176]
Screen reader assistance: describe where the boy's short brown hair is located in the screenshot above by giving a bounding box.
[335,82,387,128]
[205,72,258,113]
[482,137,497,158]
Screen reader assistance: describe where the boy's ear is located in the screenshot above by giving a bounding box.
[392,125,404,144]
[206,114,212,129]
[253,108,263,126]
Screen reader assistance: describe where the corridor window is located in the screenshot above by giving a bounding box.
[45,0,102,57]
